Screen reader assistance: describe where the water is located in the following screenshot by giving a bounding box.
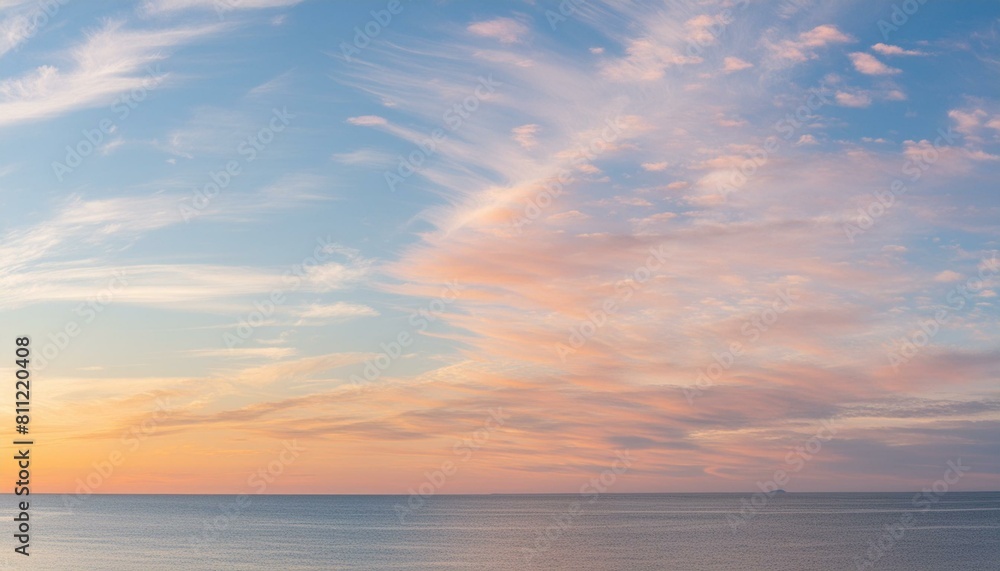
[7,493,999,570]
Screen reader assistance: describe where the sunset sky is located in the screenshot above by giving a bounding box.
[2,0,999,494]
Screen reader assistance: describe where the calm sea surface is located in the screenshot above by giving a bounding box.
[6,493,999,570]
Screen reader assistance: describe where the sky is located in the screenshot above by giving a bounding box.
[1,0,999,495]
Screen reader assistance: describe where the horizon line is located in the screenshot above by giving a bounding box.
[9,490,1000,496]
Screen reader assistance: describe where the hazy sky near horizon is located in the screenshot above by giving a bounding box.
[2,0,1000,494]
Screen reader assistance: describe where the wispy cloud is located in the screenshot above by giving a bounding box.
[767,24,853,63]
[722,56,753,73]
[141,0,303,15]
[849,52,901,75]
[346,114,387,126]
[332,147,394,166]
[467,17,528,44]
[871,43,927,56]
[0,19,222,127]
[511,123,540,149]
[293,302,379,325]
[835,90,873,107]
[0,1,58,58]
[601,37,701,81]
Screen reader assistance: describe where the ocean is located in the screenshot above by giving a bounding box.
[7,492,999,570]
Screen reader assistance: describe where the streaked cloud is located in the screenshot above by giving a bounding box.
[767,24,852,63]
[871,43,927,56]
[511,123,540,149]
[293,302,379,325]
[722,57,753,73]
[467,17,528,44]
[0,19,221,127]
[849,52,901,75]
[142,0,303,15]
[345,114,388,126]
[332,147,394,166]
[835,90,872,107]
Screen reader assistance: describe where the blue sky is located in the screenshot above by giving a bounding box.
[2,0,1000,493]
